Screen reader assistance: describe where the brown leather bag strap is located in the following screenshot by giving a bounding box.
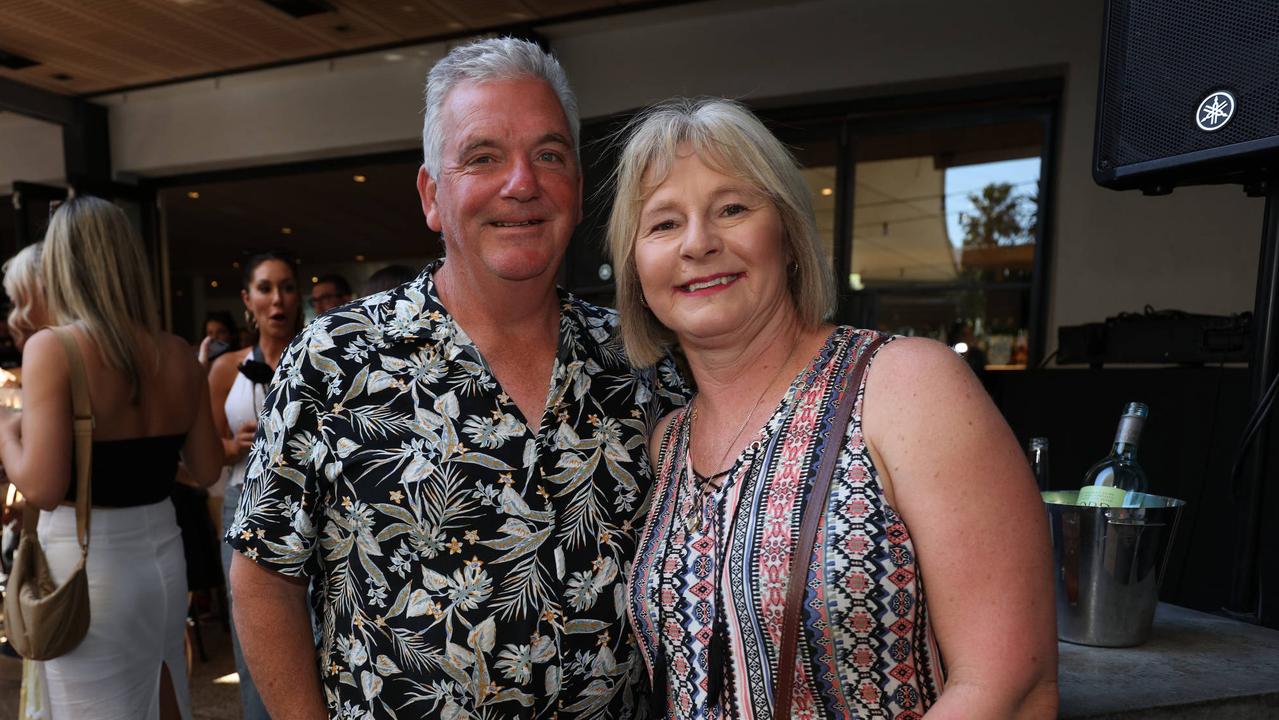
[773,333,886,718]
[23,327,95,552]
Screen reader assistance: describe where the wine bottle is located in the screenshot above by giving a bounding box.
[1077,402,1149,507]
[1027,437,1050,492]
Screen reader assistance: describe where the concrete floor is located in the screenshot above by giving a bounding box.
[0,616,243,720]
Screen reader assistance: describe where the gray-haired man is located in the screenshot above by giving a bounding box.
[226,37,684,719]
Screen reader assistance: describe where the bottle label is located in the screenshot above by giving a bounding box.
[1076,485,1128,507]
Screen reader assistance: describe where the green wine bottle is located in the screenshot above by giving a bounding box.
[1077,402,1149,507]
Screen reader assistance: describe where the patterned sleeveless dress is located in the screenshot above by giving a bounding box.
[627,328,945,719]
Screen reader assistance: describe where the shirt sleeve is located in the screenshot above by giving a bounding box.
[223,325,331,579]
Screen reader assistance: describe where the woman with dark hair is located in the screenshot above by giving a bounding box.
[207,250,302,720]
[0,196,221,719]
[197,311,239,366]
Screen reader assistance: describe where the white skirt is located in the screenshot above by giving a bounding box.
[36,500,191,720]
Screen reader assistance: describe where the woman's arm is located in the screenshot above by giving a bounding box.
[863,337,1058,719]
[179,338,223,488]
[0,329,73,511]
[208,348,254,466]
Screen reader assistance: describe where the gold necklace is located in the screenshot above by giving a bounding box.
[683,340,801,532]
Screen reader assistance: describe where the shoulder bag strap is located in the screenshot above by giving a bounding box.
[31,327,94,553]
[773,332,887,718]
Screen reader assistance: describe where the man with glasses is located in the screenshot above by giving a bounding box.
[309,273,351,314]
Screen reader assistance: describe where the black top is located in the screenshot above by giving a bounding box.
[65,433,186,507]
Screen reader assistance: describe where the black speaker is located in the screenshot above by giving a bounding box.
[1093,0,1279,193]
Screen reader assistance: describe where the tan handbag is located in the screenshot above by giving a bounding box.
[3,326,94,660]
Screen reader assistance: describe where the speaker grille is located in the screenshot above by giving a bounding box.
[1097,0,1279,173]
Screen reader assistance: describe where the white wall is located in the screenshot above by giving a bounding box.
[92,0,1263,354]
[0,112,66,194]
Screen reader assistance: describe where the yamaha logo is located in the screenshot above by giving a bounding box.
[1196,90,1235,132]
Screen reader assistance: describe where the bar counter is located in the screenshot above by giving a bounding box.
[1059,603,1279,718]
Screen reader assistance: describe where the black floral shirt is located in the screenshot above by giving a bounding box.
[226,261,687,720]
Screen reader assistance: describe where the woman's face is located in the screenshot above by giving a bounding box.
[241,259,300,340]
[633,149,792,349]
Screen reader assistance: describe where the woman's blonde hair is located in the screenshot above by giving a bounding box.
[3,242,45,346]
[606,97,836,366]
[42,196,161,402]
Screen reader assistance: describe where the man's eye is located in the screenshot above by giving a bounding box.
[538,151,564,163]
[469,155,494,165]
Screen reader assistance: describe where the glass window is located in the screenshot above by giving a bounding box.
[848,118,1047,370]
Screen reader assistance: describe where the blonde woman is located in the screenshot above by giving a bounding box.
[2,241,52,720]
[0,196,222,720]
[4,242,49,350]
[612,99,1057,719]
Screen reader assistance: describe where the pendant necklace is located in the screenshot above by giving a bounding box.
[682,340,800,533]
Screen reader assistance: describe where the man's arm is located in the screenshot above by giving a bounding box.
[231,552,328,720]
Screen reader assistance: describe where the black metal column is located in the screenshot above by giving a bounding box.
[1231,175,1279,622]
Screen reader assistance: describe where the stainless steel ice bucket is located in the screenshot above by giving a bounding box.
[1042,491,1185,647]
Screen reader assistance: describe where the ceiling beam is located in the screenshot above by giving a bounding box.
[0,76,112,186]
[0,75,80,126]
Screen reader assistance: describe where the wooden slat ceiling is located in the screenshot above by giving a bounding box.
[0,0,696,96]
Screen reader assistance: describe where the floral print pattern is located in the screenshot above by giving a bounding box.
[227,261,686,720]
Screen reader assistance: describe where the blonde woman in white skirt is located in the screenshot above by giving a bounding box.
[0,196,222,719]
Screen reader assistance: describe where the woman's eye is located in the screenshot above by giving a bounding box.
[722,203,748,217]
[650,220,676,234]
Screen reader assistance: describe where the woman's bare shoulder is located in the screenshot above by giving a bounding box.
[209,346,251,382]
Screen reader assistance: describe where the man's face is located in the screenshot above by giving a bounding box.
[418,77,582,286]
[310,281,348,314]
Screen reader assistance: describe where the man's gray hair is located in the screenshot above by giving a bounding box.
[422,36,580,178]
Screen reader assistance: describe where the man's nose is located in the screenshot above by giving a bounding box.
[501,157,540,201]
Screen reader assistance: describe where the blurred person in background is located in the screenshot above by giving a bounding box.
[308,273,351,315]
[207,250,303,720]
[197,311,239,366]
[0,196,222,719]
[2,241,52,720]
[360,263,418,296]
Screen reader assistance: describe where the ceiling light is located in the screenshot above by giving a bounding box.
[352,175,367,183]
[354,254,366,262]
[210,280,219,288]
[820,187,833,196]
[281,227,293,235]
[187,191,200,199]
[311,276,319,283]
[231,261,240,269]
[383,53,404,62]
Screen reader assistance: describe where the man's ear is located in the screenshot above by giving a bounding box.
[417,165,443,233]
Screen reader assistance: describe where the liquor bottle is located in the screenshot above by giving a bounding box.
[1077,402,1150,507]
[1027,437,1050,492]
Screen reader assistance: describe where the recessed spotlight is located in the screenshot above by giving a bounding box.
[353,175,367,183]
[187,191,200,199]
[311,276,319,283]
[820,187,833,196]
[354,254,366,262]
[281,227,293,235]
[383,53,404,62]
[231,261,240,269]
[210,280,219,288]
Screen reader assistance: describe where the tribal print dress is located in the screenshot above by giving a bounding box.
[628,328,945,719]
